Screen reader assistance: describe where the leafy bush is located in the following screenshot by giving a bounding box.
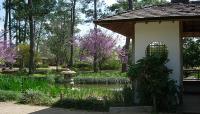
[183,39,200,68]
[128,55,178,112]
[53,98,109,111]
[20,89,52,105]
[0,90,21,101]
[37,64,49,68]
[101,60,121,70]
[45,74,56,84]
[74,62,93,71]
[122,85,134,106]
[16,44,41,68]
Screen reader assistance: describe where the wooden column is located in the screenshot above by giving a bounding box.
[179,21,183,105]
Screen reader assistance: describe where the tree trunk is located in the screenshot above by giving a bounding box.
[122,0,133,72]
[15,20,18,46]
[127,0,133,10]
[69,0,77,68]
[152,95,157,112]
[122,38,130,72]
[93,0,99,72]
[18,20,22,43]
[23,18,28,43]
[28,0,35,74]
[4,0,8,47]
[36,22,43,53]
[8,0,12,46]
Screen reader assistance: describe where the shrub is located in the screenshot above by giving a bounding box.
[19,89,52,105]
[101,60,121,70]
[45,74,56,84]
[128,55,178,112]
[74,62,92,71]
[122,85,134,106]
[37,64,49,68]
[0,90,21,101]
[16,44,41,68]
[53,98,109,111]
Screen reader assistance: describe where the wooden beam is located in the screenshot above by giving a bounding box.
[182,32,200,37]
[98,21,135,38]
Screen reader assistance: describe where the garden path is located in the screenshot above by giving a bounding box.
[0,102,108,114]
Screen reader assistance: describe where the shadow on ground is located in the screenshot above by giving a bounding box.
[28,107,108,114]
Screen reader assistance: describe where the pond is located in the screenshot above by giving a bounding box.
[62,83,126,91]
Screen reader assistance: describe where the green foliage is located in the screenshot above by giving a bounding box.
[74,62,93,71]
[53,86,134,111]
[20,89,52,105]
[37,64,49,68]
[0,74,51,92]
[17,44,41,67]
[0,73,131,111]
[108,0,167,14]
[53,98,110,111]
[128,55,178,112]
[0,90,21,102]
[108,0,130,13]
[101,60,121,70]
[45,74,56,84]
[122,85,134,106]
[183,38,200,68]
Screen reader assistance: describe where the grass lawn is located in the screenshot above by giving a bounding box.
[0,72,132,111]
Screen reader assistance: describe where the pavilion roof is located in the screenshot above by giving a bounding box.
[94,3,200,37]
[95,3,200,23]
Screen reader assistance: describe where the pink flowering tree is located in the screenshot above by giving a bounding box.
[116,47,128,64]
[116,47,129,72]
[80,29,116,72]
[0,41,16,68]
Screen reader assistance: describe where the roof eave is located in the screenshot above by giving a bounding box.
[94,15,200,24]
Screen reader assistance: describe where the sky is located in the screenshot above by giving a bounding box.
[0,0,117,30]
[0,0,197,46]
[0,0,4,30]
[0,0,126,46]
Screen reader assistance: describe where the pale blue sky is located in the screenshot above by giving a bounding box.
[0,0,117,30]
[0,0,4,30]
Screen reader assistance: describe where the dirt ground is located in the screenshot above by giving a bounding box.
[0,102,108,114]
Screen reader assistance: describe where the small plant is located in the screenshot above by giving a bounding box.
[0,90,21,101]
[19,89,52,105]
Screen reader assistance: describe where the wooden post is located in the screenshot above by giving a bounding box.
[179,21,183,105]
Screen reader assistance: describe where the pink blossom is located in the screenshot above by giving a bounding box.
[116,47,128,63]
[80,29,116,62]
[0,41,16,64]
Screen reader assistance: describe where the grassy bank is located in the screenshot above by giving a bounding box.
[0,73,133,111]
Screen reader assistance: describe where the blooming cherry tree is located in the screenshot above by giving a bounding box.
[80,29,116,71]
[0,41,16,66]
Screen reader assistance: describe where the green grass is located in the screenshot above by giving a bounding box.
[0,72,131,111]
[0,73,122,99]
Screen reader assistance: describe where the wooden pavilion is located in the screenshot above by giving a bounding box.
[95,2,200,111]
[95,1,200,87]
